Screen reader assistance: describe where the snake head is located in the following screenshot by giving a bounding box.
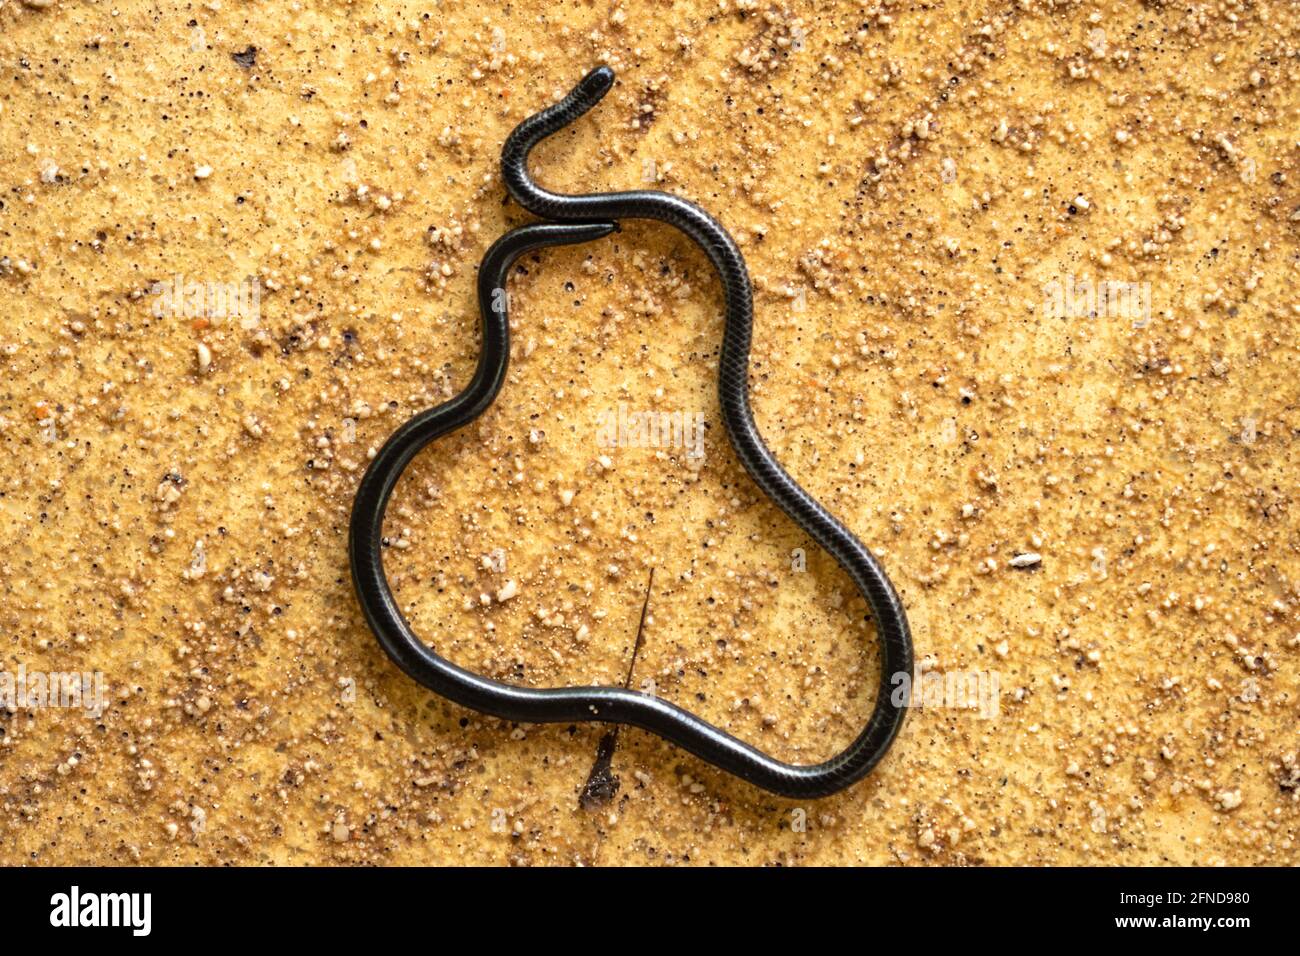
[501,66,619,211]
[577,65,615,102]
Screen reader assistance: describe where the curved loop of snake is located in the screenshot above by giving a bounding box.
[349,66,913,798]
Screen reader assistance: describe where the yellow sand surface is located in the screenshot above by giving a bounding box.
[0,0,1296,865]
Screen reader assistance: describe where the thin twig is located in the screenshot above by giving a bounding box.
[579,567,655,810]
[622,566,655,689]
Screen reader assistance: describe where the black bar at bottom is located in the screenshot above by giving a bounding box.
[0,865,1280,942]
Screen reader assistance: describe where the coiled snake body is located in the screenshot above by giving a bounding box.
[349,66,913,798]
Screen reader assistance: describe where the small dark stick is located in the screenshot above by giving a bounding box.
[579,568,655,809]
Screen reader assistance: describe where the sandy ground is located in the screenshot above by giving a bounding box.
[0,0,1296,865]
